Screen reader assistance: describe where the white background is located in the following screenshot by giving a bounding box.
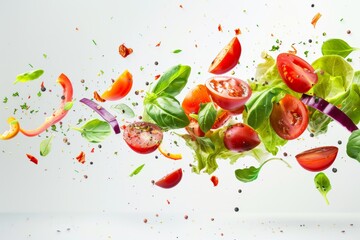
[1,0,360,239]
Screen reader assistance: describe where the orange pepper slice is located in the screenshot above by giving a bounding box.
[158,145,182,160]
[0,117,20,140]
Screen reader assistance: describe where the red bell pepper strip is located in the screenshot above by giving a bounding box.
[0,117,20,140]
[20,73,73,137]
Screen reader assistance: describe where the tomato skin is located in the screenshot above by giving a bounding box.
[185,118,205,138]
[211,110,231,129]
[270,94,309,140]
[208,37,241,74]
[123,122,163,154]
[210,175,219,186]
[101,70,133,101]
[295,146,338,172]
[277,53,318,93]
[155,168,183,189]
[224,123,260,152]
[182,84,211,115]
[205,76,251,113]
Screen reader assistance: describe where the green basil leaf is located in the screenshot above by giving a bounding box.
[64,101,74,111]
[40,136,53,156]
[314,172,332,205]
[151,64,191,97]
[321,38,359,58]
[111,103,135,118]
[346,129,360,162]
[129,164,145,177]
[235,158,290,183]
[73,119,112,143]
[145,95,189,129]
[173,49,182,53]
[14,69,44,84]
[198,102,216,133]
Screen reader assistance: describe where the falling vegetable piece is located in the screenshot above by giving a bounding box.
[346,129,360,162]
[101,70,133,101]
[73,119,112,143]
[79,98,120,134]
[210,175,219,186]
[14,69,44,84]
[110,103,135,118]
[0,117,20,140]
[300,94,358,132]
[93,91,106,102]
[314,172,331,205]
[26,154,38,165]
[295,146,338,172]
[311,12,322,28]
[119,43,133,58]
[40,136,54,156]
[158,145,182,160]
[321,38,359,58]
[129,164,145,177]
[20,73,73,137]
[76,151,86,164]
[155,168,183,189]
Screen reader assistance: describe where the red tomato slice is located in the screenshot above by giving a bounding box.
[210,175,219,186]
[205,76,251,113]
[277,53,318,93]
[182,84,212,115]
[224,123,260,152]
[155,168,183,189]
[123,122,163,154]
[208,37,241,74]
[295,146,338,172]
[101,70,133,101]
[270,94,309,140]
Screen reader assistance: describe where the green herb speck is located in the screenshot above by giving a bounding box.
[3,97,8,103]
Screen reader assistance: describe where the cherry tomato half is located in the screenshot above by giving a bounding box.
[277,53,318,93]
[224,123,260,152]
[101,70,133,101]
[208,37,241,74]
[155,168,183,189]
[182,84,211,115]
[295,146,338,172]
[270,94,309,140]
[205,76,251,114]
[123,122,163,154]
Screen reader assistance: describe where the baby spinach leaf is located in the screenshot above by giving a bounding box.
[151,64,191,97]
[235,158,290,183]
[73,119,111,143]
[111,103,135,118]
[346,129,360,162]
[198,102,216,133]
[314,172,332,205]
[129,164,145,177]
[145,94,189,129]
[321,39,359,58]
[14,69,44,84]
[40,136,53,156]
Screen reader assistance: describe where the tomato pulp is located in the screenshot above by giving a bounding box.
[270,94,309,140]
[205,76,251,114]
[277,53,318,93]
[296,146,338,172]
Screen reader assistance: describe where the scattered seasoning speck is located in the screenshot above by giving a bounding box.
[81,79,85,83]
[238,189,242,193]
[283,152,288,157]
[143,218,148,223]
[92,39,97,45]
[311,4,315,7]
[347,30,351,34]
[151,180,155,184]
[338,140,342,145]
[135,90,139,95]
[184,215,188,220]
[234,207,239,212]
[98,144,102,148]
[332,168,338,173]
[310,133,315,137]
[154,61,159,65]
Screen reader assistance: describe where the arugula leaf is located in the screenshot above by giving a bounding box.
[235,158,290,183]
[198,102,216,133]
[14,69,44,84]
[111,103,135,118]
[145,94,189,129]
[130,164,145,177]
[40,136,53,156]
[73,119,112,143]
[346,129,360,162]
[321,39,359,58]
[314,172,332,205]
[151,64,190,97]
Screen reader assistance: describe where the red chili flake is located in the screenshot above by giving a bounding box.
[210,175,219,186]
[234,28,241,35]
[184,215,188,220]
[166,199,171,205]
[154,74,161,80]
[75,27,79,31]
[91,148,95,153]
[218,24,223,32]
[155,41,161,47]
[76,151,86,164]
[119,44,133,58]
[311,12,322,28]
[26,154,38,165]
[288,45,297,54]
[93,91,106,102]
[28,95,31,99]
[179,4,183,8]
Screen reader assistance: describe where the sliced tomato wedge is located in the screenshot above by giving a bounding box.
[208,37,241,74]
[277,53,318,93]
[296,146,338,172]
[182,84,211,115]
[123,122,163,154]
[155,168,183,189]
[101,70,133,101]
[270,94,309,140]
